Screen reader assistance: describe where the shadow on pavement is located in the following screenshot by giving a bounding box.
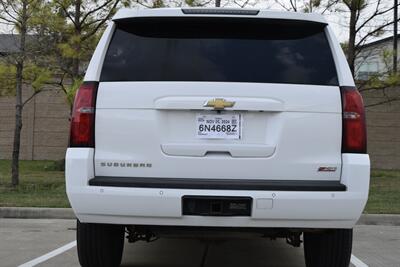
[121,237,305,267]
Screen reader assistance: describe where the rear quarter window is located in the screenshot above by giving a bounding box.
[100,18,338,86]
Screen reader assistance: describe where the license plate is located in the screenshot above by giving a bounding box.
[196,113,241,139]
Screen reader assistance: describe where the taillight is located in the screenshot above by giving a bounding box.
[69,81,98,147]
[340,86,367,153]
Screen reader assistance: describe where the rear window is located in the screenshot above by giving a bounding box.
[101,18,338,85]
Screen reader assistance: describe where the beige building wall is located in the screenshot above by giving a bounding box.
[0,86,399,169]
[363,87,400,169]
[0,86,69,160]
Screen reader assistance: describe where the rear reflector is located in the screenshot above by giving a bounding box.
[340,86,367,153]
[69,81,98,147]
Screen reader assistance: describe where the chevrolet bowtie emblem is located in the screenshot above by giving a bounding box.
[203,98,235,110]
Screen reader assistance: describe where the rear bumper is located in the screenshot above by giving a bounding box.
[66,148,370,229]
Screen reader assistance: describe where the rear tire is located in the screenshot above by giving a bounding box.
[304,229,352,267]
[77,220,125,267]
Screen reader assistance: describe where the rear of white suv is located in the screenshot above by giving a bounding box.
[66,8,370,267]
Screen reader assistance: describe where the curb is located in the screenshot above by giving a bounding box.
[357,214,400,226]
[0,207,399,226]
[0,207,75,219]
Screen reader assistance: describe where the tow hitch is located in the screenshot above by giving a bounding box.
[286,232,302,247]
[126,226,158,243]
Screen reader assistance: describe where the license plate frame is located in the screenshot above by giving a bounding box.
[196,113,241,140]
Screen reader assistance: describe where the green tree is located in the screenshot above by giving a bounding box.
[35,0,130,108]
[0,0,51,186]
[0,64,16,96]
[339,0,397,75]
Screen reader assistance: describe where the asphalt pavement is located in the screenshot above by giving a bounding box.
[0,219,399,267]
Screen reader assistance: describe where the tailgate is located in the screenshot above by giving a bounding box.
[94,82,342,181]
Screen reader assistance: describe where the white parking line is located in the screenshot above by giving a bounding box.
[18,240,77,267]
[351,254,369,267]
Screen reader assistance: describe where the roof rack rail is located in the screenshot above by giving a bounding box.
[181,8,259,15]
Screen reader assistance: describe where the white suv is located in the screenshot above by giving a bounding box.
[66,8,370,267]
